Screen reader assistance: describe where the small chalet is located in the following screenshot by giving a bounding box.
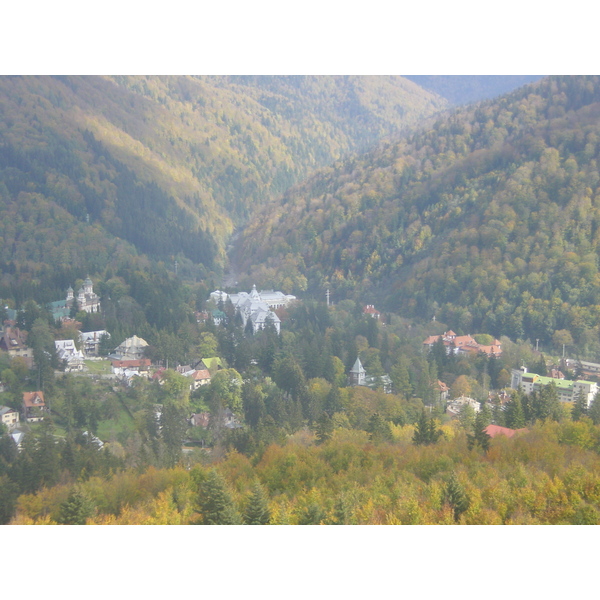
[0,326,33,368]
[0,405,19,429]
[22,391,47,423]
[362,305,381,320]
[188,369,211,391]
[80,330,110,356]
[109,335,149,361]
[55,339,85,372]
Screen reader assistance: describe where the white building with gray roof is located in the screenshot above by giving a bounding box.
[209,285,296,333]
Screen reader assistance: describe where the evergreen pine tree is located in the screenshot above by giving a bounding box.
[197,469,242,525]
[243,481,271,525]
[366,413,393,443]
[506,394,526,429]
[445,473,470,523]
[588,392,600,425]
[33,418,61,490]
[491,398,506,426]
[56,487,95,525]
[458,402,475,431]
[412,410,431,446]
[298,503,326,525]
[0,432,18,467]
[467,410,491,453]
[534,354,548,376]
[427,415,443,445]
[571,389,588,422]
[324,385,342,416]
[390,360,412,398]
[478,400,492,428]
[332,492,354,525]
[0,475,19,524]
[429,336,448,376]
[315,412,334,445]
[413,410,442,446]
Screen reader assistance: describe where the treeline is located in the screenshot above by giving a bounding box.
[5,297,600,524]
[235,76,600,358]
[8,419,600,524]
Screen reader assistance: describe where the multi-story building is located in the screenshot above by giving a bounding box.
[22,391,47,423]
[209,285,296,333]
[0,326,33,368]
[0,405,19,428]
[79,330,110,356]
[510,366,598,407]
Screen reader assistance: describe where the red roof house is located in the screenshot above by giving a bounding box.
[23,391,47,422]
[484,424,528,438]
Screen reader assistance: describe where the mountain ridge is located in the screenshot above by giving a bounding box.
[234,76,600,355]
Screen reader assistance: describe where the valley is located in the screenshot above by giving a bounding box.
[3,75,600,527]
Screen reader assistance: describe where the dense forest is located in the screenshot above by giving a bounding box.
[0,75,451,323]
[3,293,600,525]
[235,76,600,358]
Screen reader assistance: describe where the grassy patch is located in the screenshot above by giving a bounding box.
[96,407,136,441]
[84,360,112,374]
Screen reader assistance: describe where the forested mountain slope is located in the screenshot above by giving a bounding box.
[235,76,600,353]
[0,75,445,277]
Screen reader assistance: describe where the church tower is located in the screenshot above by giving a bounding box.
[349,357,366,386]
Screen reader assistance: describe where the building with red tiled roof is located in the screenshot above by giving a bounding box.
[362,305,381,320]
[423,331,502,357]
[484,424,528,438]
[190,412,210,428]
[22,391,47,422]
[188,369,211,391]
[111,359,151,371]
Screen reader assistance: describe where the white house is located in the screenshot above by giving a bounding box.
[109,335,149,361]
[0,405,19,428]
[55,339,86,372]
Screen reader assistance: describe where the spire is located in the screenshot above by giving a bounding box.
[350,357,365,374]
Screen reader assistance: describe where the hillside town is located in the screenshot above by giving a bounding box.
[3,279,600,459]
